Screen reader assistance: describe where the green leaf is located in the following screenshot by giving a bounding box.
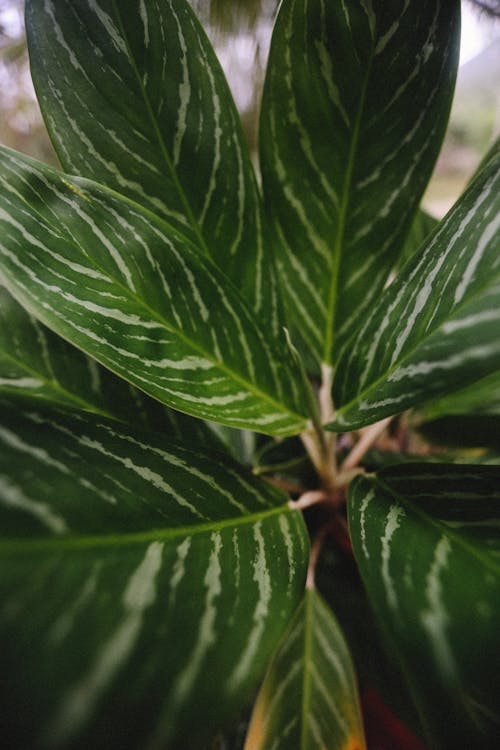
[0,402,309,749]
[348,464,500,748]
[259,0,460,367]
[473,133,500,179]
[207,424,259,466]
[315,539,426,743]
[0,147,310,436]
[332,151,500,431]
[417,415,500,450]
[396,209,438,270]
[244,588,366,750]
[0,284,223,447]
[0,284,108,413]
[420,369,500,421]
[25,0,279,330]
[254,437,314,487]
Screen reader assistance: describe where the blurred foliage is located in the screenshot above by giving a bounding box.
[192,0,274,36]
[422,36,499,216]
[447,46,500,152]
[0,0,57,164]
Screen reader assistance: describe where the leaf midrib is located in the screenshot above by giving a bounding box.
[111,0,210,258]
[3,166,308,432]
[335,245,500,423]
[78,251,307,430]
[323,44,375,365]
[0,504,295,554]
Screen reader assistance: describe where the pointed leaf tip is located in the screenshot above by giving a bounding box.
[245,589,366,750]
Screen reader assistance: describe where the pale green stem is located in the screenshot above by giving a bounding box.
[339,416,393,475]
[289,490,329,512]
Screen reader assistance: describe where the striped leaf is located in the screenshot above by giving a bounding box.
[0,147,310,436]
[397,209,438,271]
[244,588,366,750]
[0,284,222,445]
[315,539,426,742]
[0,402,309,749]
[25,0,279,330]
[332,151,500,431]
[348,464,500,748]
[259,0,459,367]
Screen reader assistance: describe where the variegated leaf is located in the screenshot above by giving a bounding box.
[26,0,279,330]
[315,538,426,743]
[0,284,222,446]
[260,0,459,367]
[408,173,500,426]
[244,588,366,750]
[0,402,309,749]
[0,147,310,436]
[349,464,500,748]
[396,209,438,271]
[332,151,500,431]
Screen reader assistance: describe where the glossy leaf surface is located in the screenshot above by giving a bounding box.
[26,0,278,329]
[260,0,459,366]
[0,403,309,749]
[0,285,221,446]
[333,152,500,430]
[349,464,500,748]
[0,148,310,436]
[244,588,366,750]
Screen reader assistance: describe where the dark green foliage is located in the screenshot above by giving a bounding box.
[0,1,498,748]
